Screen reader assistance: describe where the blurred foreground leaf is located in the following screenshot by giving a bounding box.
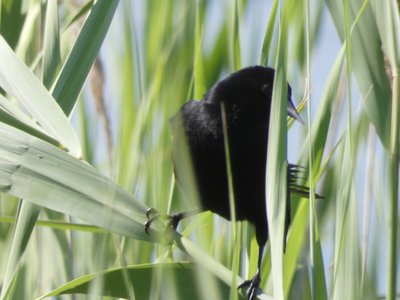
[0,121,152,242]
[37,262,233,300]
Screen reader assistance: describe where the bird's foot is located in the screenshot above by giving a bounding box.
[144,208,185,234]
[238,270,261,300]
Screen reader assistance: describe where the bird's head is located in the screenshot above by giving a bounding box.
[206,66,303,124]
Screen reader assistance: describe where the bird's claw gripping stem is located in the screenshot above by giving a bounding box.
[238,269,261,300]
[144,208,190,234]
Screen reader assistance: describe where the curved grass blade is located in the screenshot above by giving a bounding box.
[0,35,81,157]
[36,262,235,300]
[62,0,94,32]
[52,0,119,115]
[0,201,40,300]
[0,106,62,148]
[0,216,105,233]
[0,122,157,243]
[326,0,392,149]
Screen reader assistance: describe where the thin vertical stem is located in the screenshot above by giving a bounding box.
[387,70,399,300]
[221,102,237,236]
[221,101,239,300]
[305,0,316,298]
[360,126,375,290]
[229,0,241,70]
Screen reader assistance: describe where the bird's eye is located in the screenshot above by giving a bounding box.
[261,84,271,96]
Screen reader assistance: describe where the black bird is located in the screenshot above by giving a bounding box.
[146,66,307,300]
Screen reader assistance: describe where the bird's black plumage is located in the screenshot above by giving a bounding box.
[170,66,300,247]
[146,66,306,299]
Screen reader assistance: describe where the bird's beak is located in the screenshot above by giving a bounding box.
[287,98,304,124]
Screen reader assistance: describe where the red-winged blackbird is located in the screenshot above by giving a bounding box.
[146,66,308,300]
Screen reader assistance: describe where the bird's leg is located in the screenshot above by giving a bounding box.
[144,208,199,234]
[238,244,265,300]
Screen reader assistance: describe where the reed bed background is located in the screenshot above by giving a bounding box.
[0,0,398,299]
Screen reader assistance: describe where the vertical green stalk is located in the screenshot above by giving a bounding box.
[305,0,316,298]
[343,1,353,135]
[360,126,374,290]
[332,1,360,299]
[229,0,241,70]
[385,2,400,299]
[42,0,61,88]
[259,0,279,66]
[387,71,399,300]
[305,1,327,298]
[221,102,236,241]
[226,0,241,296]
[266,1,289,299]
[194,0,206,99]
[221,102,239,300]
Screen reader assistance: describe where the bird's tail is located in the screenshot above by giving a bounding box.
[288,164,324,199]
[284,164,322,252]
